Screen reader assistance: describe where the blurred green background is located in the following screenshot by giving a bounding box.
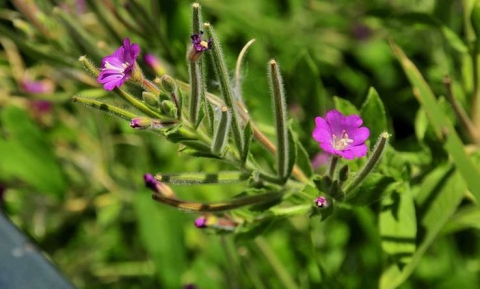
[0,0,479,288]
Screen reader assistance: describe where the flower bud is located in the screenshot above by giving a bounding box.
[142,91,160,107]
[160,75,177,93]
[194,215,238,231]
[144,53,168,76]
[143,173,176,198]
[314,196,329,208]
[130,117,151,129]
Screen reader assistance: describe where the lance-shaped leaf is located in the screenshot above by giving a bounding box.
[391,41,480,201]
[380,164,465,289]
[211,106,231,154]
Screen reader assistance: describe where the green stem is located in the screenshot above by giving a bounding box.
[115,87,164,119]
[444,75,480,144]
[255,237,299,289]
[73,96,136,120]
[328,156,339,179]
[155,171,248,185]
[344,132,389,195]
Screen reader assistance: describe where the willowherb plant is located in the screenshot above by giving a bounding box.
[75,3,389,234]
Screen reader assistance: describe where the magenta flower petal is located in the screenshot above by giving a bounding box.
[312,109,370,159]
[97,38,140,91]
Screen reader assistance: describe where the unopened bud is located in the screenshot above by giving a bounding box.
[194,215,238,231]
[160,75,177,93]
[130,117,151,129]
[314,196,329,208]
[142,91,160,107]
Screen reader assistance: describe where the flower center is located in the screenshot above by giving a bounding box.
[332,130,353,150]
[103,61,130,75]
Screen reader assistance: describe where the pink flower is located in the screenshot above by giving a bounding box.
[314,196,328,208]
[312,109,369,160]
[97,38,140,91]
[188,32,212,62]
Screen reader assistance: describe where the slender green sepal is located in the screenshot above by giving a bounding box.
[72,96,136,121]
[204,22,244,153]
[344,132,390,195]
[79,55,100,78]
[268,59,290,181]
[211,106,231,154]
[155,171,249,185]
[152,191,283,212]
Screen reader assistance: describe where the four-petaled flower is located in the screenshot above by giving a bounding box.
[191,31,212,52]
[98,38,140,91]
[188,32,212,61]
[312,109,370,160]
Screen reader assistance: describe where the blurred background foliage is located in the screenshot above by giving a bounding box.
[0,0,479,288]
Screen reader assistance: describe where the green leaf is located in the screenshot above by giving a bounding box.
[0,106,66,197]
[333,96,359,115]
[361,87,388,143]
[234,215,276,243]
[440,26,468,54]
[295,138,314,178]
[284,126,297,182]
[441,205,480,234]
[346,173,397,206]
[379,164,466,289]
[391,41,480,203]
[379,185,417,267]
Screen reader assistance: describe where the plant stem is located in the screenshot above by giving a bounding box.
[255,237,299,289]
